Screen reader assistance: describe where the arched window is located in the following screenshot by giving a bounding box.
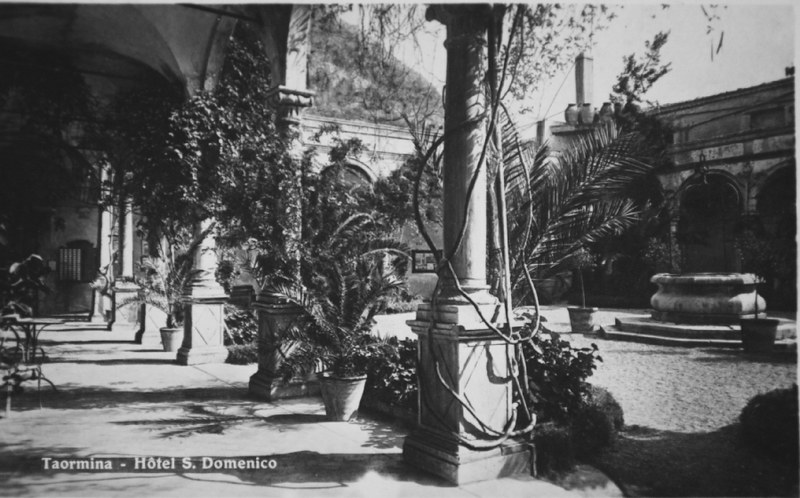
[320,162,375,190]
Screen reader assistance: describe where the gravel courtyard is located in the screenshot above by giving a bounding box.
[540,307,797,433]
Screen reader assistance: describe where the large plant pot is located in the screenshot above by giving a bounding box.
[740,318,779,353]
[318,372,367,422]
[159,327,183,352]
[568,307,599,333]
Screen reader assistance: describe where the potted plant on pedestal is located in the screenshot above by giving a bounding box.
[567,248,599,334]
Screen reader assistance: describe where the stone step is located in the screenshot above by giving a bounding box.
[600,324,797,352]
[615,317,796,341]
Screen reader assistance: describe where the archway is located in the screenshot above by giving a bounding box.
[754,165,796,310]
[677,173,742,272]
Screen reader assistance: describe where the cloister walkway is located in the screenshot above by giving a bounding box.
[0,318,618,498]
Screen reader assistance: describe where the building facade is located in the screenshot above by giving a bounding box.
[536,57,795,308]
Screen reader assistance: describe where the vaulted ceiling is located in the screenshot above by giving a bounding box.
[0,3,288,93]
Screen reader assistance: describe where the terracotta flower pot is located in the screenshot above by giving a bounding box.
[568,307,599,333]
[159,327,183,352]
[740,318,779,353]
[318,372,367,422]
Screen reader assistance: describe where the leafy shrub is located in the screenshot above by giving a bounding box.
[226,343,259,365]
[572,386,624,458]
[521,326,603,424]
[740,384,799,465]
[223,305,258,346]
[532,385,624,476]
[364,337,418,411]
[533,422,575,476]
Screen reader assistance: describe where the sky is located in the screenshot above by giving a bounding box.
[359,2,796,125]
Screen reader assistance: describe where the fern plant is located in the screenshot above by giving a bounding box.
[266,215,409,379]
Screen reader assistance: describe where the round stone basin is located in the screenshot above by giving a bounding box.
[650,273,766,325]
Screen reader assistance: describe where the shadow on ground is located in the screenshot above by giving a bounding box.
[589,424,799,497]
[5,387,251,411]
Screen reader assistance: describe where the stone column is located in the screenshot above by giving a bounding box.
[435,6,494,306]
[176,218,229,365]
[403,5,532,485]
[112,200,140,333]
[665,191,681,273]
[249,85,316,400]
[90,165,114,327]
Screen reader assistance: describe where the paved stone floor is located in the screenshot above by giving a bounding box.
[1,306,796,497]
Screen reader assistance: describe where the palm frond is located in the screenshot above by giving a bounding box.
[502,121,655,289]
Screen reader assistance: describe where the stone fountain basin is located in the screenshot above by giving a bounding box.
[650,273,765,325]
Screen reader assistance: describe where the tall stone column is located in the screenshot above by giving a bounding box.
[176,218,229,365]
[113,200,141,334]
[403,5,532,485]
[436,6,494,306]
[91,165,114,327]
[249,85,316,399]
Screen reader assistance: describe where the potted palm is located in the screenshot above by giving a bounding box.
[267,232,407,421]
[567,248,599,334]
[118,243,197,352]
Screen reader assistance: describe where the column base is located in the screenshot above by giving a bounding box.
[113,282,140,332]
[135,305,167,348]
[176,345,229,365]
[176,295,228,365]
[248,370,320,400]
[403,427,535,485]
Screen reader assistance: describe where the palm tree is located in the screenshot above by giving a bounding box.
[265,214,409,379]
[498,117,654,303]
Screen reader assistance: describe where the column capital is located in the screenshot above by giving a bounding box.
[267,85,315,126]
[426,5,490,51]
[425,4,492,28]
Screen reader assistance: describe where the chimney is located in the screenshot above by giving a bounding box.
[575,53,594,106]
[536,119,549,147]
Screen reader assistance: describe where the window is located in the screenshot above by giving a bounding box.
[411,250,437,273]
[58,240,96,282]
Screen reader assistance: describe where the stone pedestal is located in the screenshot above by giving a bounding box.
[229,284,257,309]
[176,218,229,365]
[135,304,167,349]
[403,303,533,485]
[176,295,229,365]
[249,293,319,400]
[112,280,140,333]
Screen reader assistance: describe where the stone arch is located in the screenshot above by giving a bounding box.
[752,163,796,309]
[753,160,797,238]
[321,160,377,189]
[676,171,743,272]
